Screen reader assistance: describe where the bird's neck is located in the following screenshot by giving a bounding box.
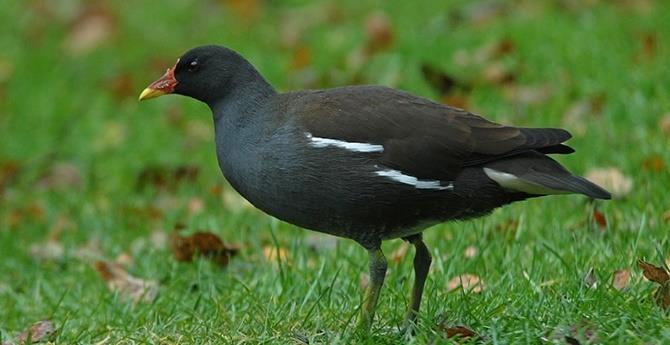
[208,69,276,121]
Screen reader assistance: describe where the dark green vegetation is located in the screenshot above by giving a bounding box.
[1,1,669,343]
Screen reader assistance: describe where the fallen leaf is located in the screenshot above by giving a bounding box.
[592,209,607,229]
[481,61,515,85]
[115,252,133,267]
[63,5,115,56]
[663,210,670,224]
[439,324,477,340]
[171,230,239,267]
[462,1,508,26]
[364,11,394,55]
[37,162,81,190]
[0,160,20,193]
[390,242,409,264]
[612,269,631,290]
[5,320,56,345]
[584,167,633,199]
[642,155,664,172]
[447,274,485,293]
[136,165,199,191]
[583,267,598,289]
[655,286,670,310]
[440,92,469,109]
[638,260,669,284]
[94,260,158,303]
[263,245,289,263]
[464,246,478,258]
[659,113,670,136]
[187,197,204,215]
[290,45,311,70]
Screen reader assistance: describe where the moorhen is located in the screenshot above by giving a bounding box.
[139,45,610,331]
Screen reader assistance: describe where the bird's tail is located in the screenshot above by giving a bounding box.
[482,151,611,199]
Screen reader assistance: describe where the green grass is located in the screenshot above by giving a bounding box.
[1,0,669,343]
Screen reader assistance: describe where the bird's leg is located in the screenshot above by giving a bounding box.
[403,233,432,333]
[357,246,388,330]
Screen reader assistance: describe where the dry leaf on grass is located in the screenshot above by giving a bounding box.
[592,209,607,229]
[171,231,240,267]
[364,11,394,55]
[584,167,633,199]
[659,113,670,136]
[0,160,20,193]
[464,246,478,259]
[94,260,158,303]
[3,320,56,345]
[447,274,485,293]
[437,323,478,341]
[136,165,199,191]
[638,259,670,310]
[638,260,669,284]
[612,269,631,290]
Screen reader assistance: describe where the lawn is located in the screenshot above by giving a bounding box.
[1,0,669,344]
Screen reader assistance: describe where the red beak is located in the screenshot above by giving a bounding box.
[138,60,179,101]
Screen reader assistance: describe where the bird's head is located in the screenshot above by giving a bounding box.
[139,45,254,105]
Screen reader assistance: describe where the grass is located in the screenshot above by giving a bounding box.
[1,0,669,343]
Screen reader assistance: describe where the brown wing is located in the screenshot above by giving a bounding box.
[293,85,572,181]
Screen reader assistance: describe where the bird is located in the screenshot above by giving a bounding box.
[139,45,610,331]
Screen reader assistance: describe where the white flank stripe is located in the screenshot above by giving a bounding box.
[374,169,454,190]
[306,133,384,153]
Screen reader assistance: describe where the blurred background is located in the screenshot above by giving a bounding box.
[1,0,669,343]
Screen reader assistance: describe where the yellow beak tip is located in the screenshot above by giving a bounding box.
[138,88,165,101]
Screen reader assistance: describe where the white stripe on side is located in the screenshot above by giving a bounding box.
[305,133,384,153]
[374,168,454,190]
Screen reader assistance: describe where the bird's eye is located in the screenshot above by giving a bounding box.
[188,60,199,72]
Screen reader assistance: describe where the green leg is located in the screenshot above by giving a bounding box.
[403,234,432,333]
[357,246,388,330]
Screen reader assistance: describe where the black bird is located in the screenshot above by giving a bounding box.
[139,45,610,330]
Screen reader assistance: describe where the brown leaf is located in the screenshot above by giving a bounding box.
[612,269,631,290]
[0,160,20,193]
[63,5,115,56]
[447,274,485,293]
[561,96,606,136]
[655,285,670,310]
[583,267,598,289]
[642,155,664,172]
[584,167,633,199]
[136,165,199,191]
[638,260,669,284]
[659,113,670,136]
[464,246,478,259]
[439,324,477,340]
[592,210,607,229]
[8,320,56,344]
[440,92,469,109]
[481,61,515,85]
[663,210,670,224]
[290,45,311,70]
[94,260,158,303]
[186,197,205,215]
[364,11,394,55]
[170,230,239,267]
